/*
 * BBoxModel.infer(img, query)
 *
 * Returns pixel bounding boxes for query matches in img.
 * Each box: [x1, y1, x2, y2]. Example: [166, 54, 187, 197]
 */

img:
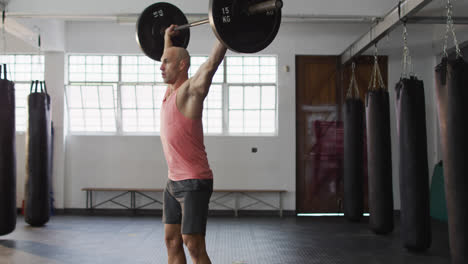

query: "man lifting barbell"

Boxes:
[136, 1, 283, 263]
[159, 25, 226, 264]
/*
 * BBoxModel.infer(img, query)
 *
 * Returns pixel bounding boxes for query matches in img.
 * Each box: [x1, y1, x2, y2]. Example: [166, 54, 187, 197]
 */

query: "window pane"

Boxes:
[121, 55, 162, 83]
[15, 83, 29, 108]
[244, 110, 260, 133]
[81, 86, 99, 108]
[261, 110, 276, 133]
[0, 55, 44, 82]
[99, 86, 115, 108]
[229, 86, 243, 109]
[227, 57, 242, 65]
[154, 86, 166, 108]
[122, 109, 137, 132]
[244, 86, 260, 109]
[66, 85, 117, 133]
[101, 109, 116, 132]
[67, 86, 83, 108]
[15, 108, 27, 131]
[69, 109, 85, 131]
[138, 109, 155, 132]
[69, 55, 118, 83]
[227, 56, 277, 85]
[262, 86, 276, 109]
[229, 110, 243, 133]
[136, 85, 154, 108]
[205, 109, 222, 134]
[189, 56, 207, 77]
[121, 85, 136, 108]
[206, 85, 222, 109]
[84, 109, 101, 127]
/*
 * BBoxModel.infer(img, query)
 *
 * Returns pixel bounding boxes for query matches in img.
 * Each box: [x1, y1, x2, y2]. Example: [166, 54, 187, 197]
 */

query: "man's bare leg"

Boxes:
[182, 234, 211, 264]
[165, 224, 186, 264]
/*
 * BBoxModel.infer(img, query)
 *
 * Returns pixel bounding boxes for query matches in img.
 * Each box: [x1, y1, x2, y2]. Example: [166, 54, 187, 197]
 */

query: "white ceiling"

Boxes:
[5, 0, 397, 18]
[1, 0, 467, 54]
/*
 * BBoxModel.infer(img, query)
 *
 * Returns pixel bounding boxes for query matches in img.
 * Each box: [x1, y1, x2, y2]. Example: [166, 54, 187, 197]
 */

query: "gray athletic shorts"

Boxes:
[163, 179, 213, 235]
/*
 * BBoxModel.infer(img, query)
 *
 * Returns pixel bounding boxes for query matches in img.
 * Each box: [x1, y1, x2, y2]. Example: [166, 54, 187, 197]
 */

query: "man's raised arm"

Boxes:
[189, 40, 227, 97]
[164, 25, 178, 51]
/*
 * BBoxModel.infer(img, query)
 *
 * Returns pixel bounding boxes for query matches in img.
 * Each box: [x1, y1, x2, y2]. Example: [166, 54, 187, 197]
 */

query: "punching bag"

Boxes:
[343, 66, 365, 222]
[0, 64, 17, 236]
[365, 56, 393, 234]
[435, 57, 468, 264]
[395, 77, 431, 251]
[25, 80, 51, 227]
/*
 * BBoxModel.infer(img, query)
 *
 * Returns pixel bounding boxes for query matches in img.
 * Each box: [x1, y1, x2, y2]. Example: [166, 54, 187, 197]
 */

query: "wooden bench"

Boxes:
[82, 188, 286, 217]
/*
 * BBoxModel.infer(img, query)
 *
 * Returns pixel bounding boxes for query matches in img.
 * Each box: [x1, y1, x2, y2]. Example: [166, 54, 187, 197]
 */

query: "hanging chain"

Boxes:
[401, 22, 414, 78]
[34, 26, 42, 56]
[443, 0, 462, 58]
[402, 23, 409, 77]
[1, 10, 6, 56]
[368, 44, 386, 91]
[346, 62, 360, 99]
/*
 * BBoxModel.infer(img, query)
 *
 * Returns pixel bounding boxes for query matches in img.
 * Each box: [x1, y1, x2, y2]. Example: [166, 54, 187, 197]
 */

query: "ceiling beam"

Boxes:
[0, 17, 39, 50]
[340, 0, 433, 65]
[407, 16, 468, 24]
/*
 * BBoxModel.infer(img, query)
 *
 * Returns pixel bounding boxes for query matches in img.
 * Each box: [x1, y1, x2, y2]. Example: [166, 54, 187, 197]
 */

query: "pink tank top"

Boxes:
[160, 88, 213, 181]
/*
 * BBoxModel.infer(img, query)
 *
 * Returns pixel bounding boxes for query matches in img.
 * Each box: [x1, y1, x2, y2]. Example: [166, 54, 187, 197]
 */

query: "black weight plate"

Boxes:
[209, 0, 281, 53]
[136, 2, 190, 61]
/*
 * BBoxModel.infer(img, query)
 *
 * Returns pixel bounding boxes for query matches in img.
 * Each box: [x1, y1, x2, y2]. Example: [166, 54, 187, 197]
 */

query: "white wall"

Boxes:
[63, 21, 371, 210]
[12, 17, 455, 212]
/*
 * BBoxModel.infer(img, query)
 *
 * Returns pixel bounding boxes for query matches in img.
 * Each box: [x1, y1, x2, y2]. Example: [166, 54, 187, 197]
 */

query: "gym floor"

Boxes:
[0, 215, 450, 264]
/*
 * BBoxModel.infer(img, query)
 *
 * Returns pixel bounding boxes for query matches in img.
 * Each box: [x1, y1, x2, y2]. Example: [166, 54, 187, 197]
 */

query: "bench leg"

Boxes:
[86, 191, 89, 209]
[279, 192, 283, 217]
[235, 193, 239, 217]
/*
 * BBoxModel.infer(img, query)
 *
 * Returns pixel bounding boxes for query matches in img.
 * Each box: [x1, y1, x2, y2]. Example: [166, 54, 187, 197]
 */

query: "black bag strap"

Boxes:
[30, 80, 34, 93]
[42, 81, 48, 95]
[3, 64, 6, 80]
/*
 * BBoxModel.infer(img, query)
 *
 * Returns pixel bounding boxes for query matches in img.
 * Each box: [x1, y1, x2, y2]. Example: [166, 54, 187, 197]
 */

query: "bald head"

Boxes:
[160, 47, 191, 84]
[166, 47, 190, 70]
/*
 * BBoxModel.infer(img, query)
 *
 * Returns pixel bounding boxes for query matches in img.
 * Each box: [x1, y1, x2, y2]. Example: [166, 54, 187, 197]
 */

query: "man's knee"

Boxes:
[165, 234, 183, 250]
[183, 234, 205, 258]
[165, 225, 184, 251]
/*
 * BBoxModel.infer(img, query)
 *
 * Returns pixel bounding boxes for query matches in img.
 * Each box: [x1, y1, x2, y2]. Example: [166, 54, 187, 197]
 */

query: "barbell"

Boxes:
[136, 0, 283, 61]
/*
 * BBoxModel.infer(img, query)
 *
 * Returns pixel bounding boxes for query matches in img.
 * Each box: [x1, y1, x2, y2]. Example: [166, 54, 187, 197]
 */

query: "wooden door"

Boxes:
[296, 56, 341, 213]
[296, 55, 388, 214]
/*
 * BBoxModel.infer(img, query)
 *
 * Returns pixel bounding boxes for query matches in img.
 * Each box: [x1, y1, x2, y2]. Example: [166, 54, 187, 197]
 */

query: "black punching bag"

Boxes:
[344, 98, 365, 221]
[366, 89, 393, 234]
[0, 64, 17, 236]
[395, 77, 431, 251]
[435, 57, 468, 264]
[25, 80, 51, 227]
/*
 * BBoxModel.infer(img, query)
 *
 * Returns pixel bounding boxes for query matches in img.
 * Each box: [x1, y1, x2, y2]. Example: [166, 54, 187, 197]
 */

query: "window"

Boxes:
[229, 85, 276, 134]
[66, 55, 277, 135]
[67, 55, 119, 133]
[66, 85, 117, 132]
[226, 56, 277, 134]
[0, 55, 45, 131]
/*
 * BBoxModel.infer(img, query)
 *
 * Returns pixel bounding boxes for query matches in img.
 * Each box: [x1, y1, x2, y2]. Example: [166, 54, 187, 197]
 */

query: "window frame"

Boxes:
[66, 54, 278, 136]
